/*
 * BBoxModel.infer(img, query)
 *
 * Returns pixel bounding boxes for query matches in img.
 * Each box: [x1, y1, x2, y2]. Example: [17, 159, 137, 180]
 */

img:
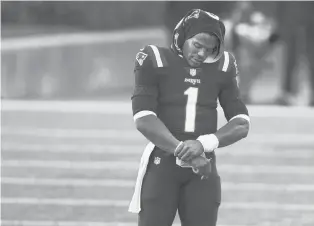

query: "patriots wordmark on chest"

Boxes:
[184, 78, 201, 85]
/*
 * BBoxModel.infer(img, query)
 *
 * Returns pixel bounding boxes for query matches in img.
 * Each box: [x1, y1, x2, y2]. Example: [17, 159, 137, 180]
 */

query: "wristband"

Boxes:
[197, 134, 219, 153]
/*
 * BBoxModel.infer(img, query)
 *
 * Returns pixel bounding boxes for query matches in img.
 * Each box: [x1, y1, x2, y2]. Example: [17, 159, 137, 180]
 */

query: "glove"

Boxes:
[176, 152, 206, 168]
[190, 156, 212, 179]
[177, 155, 212, 179]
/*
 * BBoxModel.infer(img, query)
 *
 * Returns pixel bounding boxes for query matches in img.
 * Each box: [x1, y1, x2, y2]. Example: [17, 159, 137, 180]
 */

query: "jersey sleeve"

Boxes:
[131, 45, 159, 117]
[218, 52, 249, 121]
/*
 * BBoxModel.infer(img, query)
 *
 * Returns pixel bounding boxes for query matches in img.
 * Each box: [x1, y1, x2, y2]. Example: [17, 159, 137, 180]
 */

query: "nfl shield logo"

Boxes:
[190, 68, 196, 76]
[154, 157, 161, 165]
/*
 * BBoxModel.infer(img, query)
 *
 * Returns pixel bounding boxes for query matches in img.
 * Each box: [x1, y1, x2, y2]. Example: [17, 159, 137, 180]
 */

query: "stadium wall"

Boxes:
[1, 2, 168, 99]
[1, 1, 166, 30]
[1, 28, 167, 99]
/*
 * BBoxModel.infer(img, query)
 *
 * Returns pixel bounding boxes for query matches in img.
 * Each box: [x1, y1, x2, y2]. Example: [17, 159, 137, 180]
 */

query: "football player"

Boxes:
[129, 9, 250, 226]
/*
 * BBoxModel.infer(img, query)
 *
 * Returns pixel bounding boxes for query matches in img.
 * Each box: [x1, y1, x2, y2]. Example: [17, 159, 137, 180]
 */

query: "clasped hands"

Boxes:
[174, 140, 212, 178]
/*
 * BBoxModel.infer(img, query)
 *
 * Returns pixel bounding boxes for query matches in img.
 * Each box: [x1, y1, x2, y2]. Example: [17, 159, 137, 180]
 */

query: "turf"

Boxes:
[1, 101, 314, 226]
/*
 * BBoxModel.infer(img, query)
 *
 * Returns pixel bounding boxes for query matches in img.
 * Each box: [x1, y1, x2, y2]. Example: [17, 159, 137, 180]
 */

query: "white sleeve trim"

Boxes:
[229, 114, 250, 123]
[133, 110, 157, 121]
[222, 51, 229, 72]
[148, 45, 163, 67]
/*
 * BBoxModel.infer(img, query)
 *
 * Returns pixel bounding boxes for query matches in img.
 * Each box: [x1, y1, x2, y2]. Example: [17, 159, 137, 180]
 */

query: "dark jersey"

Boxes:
[132, 45, 248, 141]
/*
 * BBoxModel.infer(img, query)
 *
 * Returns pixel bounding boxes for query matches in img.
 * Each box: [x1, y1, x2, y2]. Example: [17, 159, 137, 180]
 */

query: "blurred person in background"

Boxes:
[226, 2, 279, 104]
[129, 9, 250, 226]
[274, 2, 314, 106]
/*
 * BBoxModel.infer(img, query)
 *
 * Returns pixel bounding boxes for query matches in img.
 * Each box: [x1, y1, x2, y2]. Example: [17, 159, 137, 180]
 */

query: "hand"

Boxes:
[189, 155, 209, 168]
[174, 140, 204, 162]
[189, 156, 212, 179]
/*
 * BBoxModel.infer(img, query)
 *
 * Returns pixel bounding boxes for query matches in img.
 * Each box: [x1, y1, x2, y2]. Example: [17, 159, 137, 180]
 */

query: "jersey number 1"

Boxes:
[184, 87, 198, 132]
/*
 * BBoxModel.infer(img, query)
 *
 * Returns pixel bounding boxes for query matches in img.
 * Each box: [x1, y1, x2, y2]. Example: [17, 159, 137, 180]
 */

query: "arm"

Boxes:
[214, 116, 249, 148]
[135, 114, 181, 155]
[197, 114, 250, 152]
[197, 53, 250, 152]
[132, 46, 182, 155]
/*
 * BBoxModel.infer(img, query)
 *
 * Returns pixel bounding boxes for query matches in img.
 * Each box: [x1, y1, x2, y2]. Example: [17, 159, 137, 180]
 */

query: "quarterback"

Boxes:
[129, 9, 250, 226]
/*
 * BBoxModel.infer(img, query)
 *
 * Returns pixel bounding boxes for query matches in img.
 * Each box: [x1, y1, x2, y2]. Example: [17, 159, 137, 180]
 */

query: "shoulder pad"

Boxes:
[218, 51, 239, 76]
[135, 45, 166, 68]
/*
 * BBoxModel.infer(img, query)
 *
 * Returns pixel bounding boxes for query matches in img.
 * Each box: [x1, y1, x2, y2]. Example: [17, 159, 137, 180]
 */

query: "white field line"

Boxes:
[2, 100, 314, 118]
[1, 100, 131, 113]
[2, 143, 143, 153]
[0, 221, 244, 226]
[0, 222, 175, 226]
[2, 198, 314, 211]
[2, 177, 314, 192]
[2, 127, 141, 139]
[2, 143, 314, 159]
[1, 197, 129, 206]
[1, 27, 165, 51]
[0, 221, 119, 226]
[2, 160, 314, 174]
[2, 127, 314, 144]
[2, 221, 312, 226]
[1, 177, 133, 188]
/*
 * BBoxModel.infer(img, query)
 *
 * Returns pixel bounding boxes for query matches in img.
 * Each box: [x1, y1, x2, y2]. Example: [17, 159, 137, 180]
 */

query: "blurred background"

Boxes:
[2, 1, 314, 105]
[1, 1, 314, 226]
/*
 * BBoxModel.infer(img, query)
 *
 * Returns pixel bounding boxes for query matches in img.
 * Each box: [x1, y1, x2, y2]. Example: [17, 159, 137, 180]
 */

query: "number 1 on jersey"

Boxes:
[184, 87, 198, 132]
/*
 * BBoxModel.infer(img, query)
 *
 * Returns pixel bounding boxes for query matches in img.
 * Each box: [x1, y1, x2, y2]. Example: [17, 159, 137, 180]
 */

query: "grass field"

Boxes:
[1, 100, 314, 226]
